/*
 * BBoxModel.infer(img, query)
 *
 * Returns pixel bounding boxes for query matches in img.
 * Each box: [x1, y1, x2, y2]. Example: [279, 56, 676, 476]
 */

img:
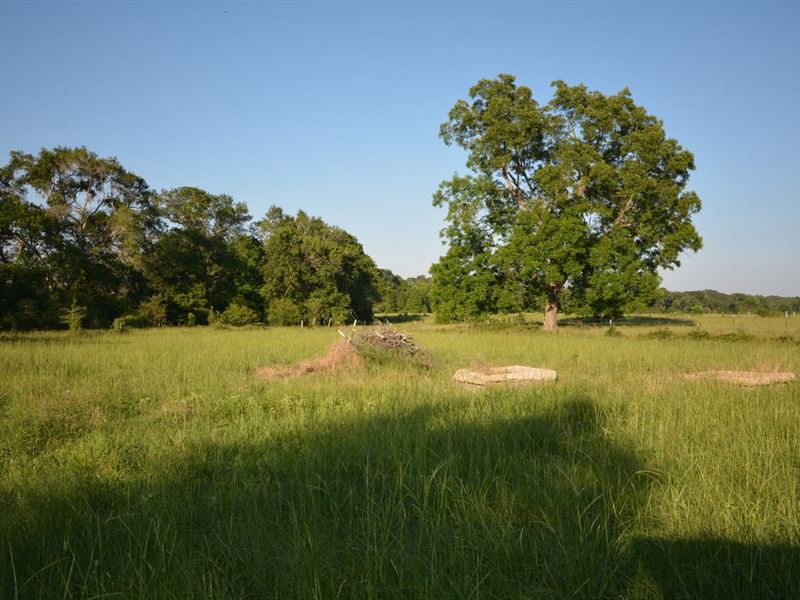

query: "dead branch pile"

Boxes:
[352, 325, 433, 369]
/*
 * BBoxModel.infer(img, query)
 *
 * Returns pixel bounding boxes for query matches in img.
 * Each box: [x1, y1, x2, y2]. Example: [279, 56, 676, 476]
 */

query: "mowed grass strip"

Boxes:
[1, 322, 799, 598]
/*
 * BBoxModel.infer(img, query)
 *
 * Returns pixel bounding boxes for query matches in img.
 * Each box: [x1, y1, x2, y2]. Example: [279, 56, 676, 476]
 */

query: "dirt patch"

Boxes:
[255, 340, 363, 380]
[454, 365, 558, 386]
[683, 370, 796, 387]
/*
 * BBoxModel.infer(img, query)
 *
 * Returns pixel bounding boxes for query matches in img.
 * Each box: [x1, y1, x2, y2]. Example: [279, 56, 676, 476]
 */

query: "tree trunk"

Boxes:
[543, 285, 559, 331]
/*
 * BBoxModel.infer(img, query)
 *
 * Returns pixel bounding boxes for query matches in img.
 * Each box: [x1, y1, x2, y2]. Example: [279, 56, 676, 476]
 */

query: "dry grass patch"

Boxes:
[683, 370, 796, 386]
[254, 340, 363, 380]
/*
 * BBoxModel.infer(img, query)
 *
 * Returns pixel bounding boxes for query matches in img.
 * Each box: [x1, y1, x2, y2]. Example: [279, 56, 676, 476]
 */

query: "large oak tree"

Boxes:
[432, 75, 703, 329]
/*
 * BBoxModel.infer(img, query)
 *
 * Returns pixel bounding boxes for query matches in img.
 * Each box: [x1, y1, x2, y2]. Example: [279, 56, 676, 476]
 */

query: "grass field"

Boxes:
[1, 315, 799, 598]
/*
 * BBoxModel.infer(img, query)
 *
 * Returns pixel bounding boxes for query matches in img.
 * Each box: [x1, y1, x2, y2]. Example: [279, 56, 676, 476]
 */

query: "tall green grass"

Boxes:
[1, 320, 798, 598]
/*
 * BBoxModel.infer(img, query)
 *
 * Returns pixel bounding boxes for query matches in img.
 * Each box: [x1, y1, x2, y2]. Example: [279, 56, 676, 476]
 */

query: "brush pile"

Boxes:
[254, 325, 432, 380]
[352, 325, 433, 369]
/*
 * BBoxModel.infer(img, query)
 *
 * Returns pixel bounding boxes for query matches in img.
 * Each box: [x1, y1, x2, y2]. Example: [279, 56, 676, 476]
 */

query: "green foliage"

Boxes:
[1, 148, 382, 331]
[432, 75, 702, 327]
[59, 299, 87, 332]
[687, 329, 712, 340]
[207, 308, 223, 327]
[645, 328, 675, 339]
[137, 294, 168, 327]
[375, 270, 433, 315]
[221, 302, 260, 326]
[652, 289, 800, 316]
[259, 207, 379, 324]
[267, 298, 302, 326]
[112, 314, 137, 333]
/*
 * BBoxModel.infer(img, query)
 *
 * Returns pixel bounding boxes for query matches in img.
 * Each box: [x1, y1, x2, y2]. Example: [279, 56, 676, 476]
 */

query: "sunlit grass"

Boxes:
[1, 320, 798, 597]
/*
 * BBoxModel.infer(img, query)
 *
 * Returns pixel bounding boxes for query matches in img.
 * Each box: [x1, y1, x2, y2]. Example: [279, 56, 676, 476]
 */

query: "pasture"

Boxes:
[1, 315, 799, 598]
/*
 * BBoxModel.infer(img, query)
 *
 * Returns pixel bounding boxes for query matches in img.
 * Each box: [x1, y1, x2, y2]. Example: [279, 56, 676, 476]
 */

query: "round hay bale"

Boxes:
[683, 370, 795, 387]
[453, 365, 558, 386]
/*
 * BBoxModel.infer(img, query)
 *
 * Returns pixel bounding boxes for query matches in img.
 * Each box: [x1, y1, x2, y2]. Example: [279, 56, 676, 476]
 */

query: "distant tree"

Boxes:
[258, 207, 379, 324]
[374, 268, 406, 313]
[432, 75, 702, 329]
[403, 276, 433, 313]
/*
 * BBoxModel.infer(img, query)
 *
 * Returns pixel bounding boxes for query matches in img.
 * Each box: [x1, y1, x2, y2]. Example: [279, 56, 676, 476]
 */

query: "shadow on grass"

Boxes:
[0, 333, 70, 344]
[2, 395, 797, 598]
[559, 315, 696, 328]
[374, 312, 427, 324]
[631, 537, 800, 599]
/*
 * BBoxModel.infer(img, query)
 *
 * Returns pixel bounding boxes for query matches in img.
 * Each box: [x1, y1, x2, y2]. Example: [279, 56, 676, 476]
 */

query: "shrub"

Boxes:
[207, 309, 223, 327]
[643, 328, 674, 339]
[137, 295, 167, 327]
[60, 300, 87, 333]
[112, 315, 137, 333]
[268, 298, 302, 326]
[688, 329, 712, 340]
[222, 302, 260, 326]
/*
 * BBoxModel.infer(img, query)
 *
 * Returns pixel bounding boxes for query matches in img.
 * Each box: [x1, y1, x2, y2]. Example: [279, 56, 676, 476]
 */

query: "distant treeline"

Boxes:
[374, 271, 432, 315]
[649, 289, 800, 316]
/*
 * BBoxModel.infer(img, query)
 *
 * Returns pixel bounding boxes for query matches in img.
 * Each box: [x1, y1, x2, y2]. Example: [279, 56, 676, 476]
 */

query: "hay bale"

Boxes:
[683, 370, 795, 387]
[453, 365, 558, 386]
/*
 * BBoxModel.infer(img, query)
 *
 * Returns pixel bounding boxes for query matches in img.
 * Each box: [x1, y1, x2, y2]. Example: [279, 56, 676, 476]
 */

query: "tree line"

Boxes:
[651, 289, 800, 316]
[0, 147, 429, 331]
[10, 77, 797, 331]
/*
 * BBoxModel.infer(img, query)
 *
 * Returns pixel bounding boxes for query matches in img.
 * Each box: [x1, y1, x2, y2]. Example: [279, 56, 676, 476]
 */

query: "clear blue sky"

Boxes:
[2, 1, 798, 295]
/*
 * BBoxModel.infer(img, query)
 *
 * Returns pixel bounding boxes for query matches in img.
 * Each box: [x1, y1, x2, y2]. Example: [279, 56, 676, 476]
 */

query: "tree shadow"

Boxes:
[631, 537, 800, 598]
[559, 316, 696, 328]
[2, 394, 797, 597]
[375, 312, 427, 324]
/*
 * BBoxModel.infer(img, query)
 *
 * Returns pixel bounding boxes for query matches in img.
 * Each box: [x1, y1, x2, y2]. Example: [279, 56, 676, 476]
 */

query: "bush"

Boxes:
[137, 295, 167, 327]
[267, 298, 302, 326]
[207, 309, 223, 328]
[643, 328, 674, 339]
[112, 315, 137, 333]
[688, 329, 712, 340]
[222, 302, 260, 326]
[60, 300, 87, 332]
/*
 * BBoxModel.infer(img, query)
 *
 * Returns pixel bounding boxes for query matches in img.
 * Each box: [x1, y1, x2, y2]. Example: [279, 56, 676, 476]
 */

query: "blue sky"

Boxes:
[2, 1, 798, 295]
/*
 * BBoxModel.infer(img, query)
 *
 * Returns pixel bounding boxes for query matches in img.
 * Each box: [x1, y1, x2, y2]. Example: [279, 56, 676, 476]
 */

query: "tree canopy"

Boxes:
[258, 207, 380, 325]
[431, 75, 703, 329]
[0, 147, 387, 330]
